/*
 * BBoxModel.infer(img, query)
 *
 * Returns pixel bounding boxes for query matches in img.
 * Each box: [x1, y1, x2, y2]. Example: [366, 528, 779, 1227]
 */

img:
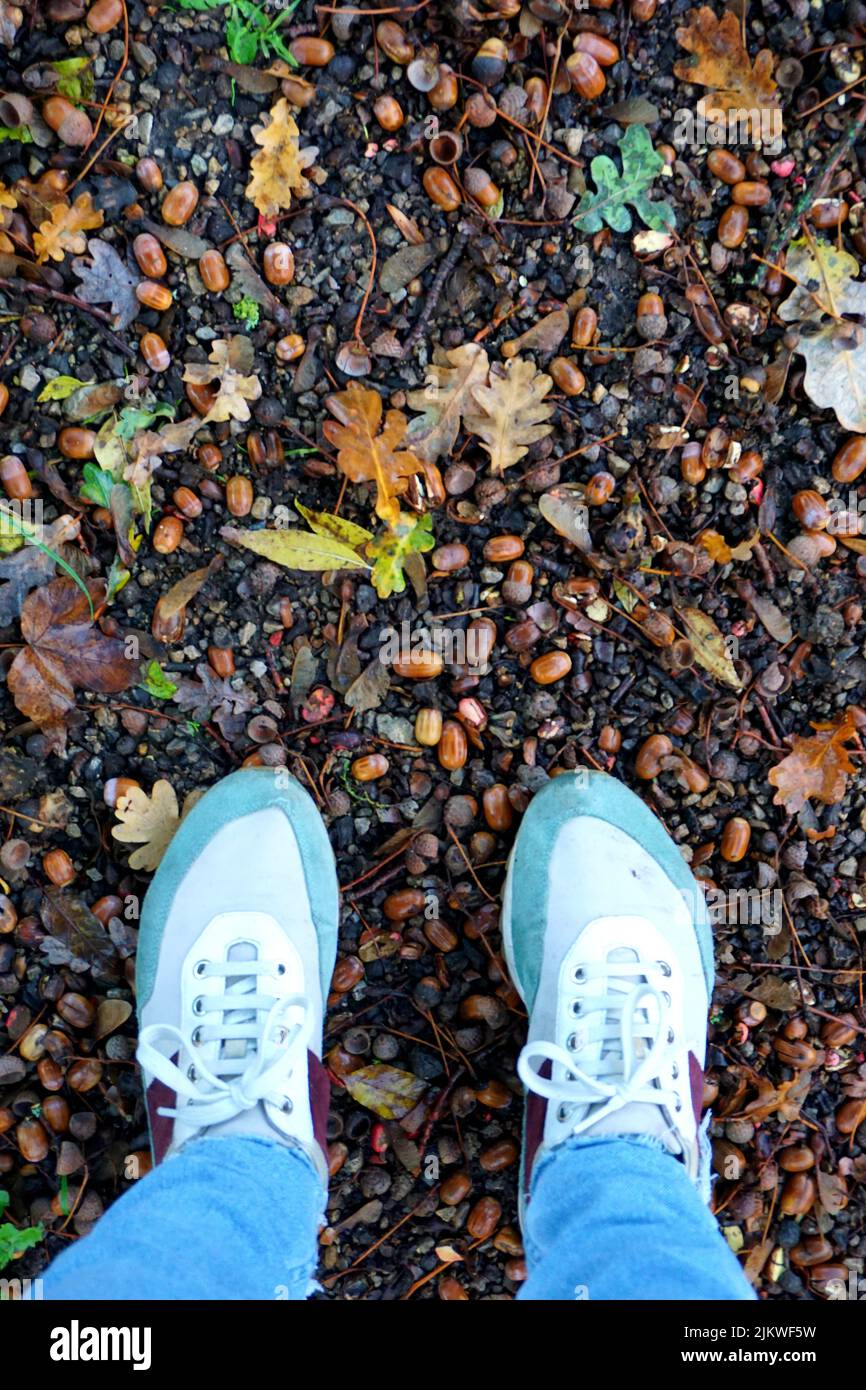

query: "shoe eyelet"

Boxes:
[192, 1028, 202, 1046]
[658, 960, 671, 977]
[193, 960, 208, 978]
[276, 963, 286, 976]
[281, 1099, 293, 1114]
[662, 990, 671, 1006]
[556, 1104, 572, 1123]
[567, 1033, 578, 1051]
[570, 1000, 582, 1017]
[667, 1028, 675, 1044]
[187, 1065, 197, 1082]
[193, 996, 205, 1016]
[671, 1063, 679, 1080]
[572, 966, 585, 984]
[675, 1099, 682, 1113]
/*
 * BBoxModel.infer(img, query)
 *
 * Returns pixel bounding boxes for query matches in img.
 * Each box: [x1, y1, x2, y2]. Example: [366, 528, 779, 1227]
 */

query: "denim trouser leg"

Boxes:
[43, 1137, 323, 1301]
[518, 1135, 755, 1301]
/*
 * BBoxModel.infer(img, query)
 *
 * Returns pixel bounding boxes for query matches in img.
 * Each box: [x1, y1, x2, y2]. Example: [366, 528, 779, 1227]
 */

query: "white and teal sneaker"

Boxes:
[502, 771, 714, 1218]
[135, 769, 339, 1183]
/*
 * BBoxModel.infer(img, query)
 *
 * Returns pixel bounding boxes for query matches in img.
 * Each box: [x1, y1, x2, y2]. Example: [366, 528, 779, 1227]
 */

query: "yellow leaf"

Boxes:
[33, 192, 103, 265]
[464, 356, 554, 474]
[678, 605, 742, 689]
[295, 501, 372, 549]
[0, 180, 16, 211]
[246, 98, 311, 218]
[222, 524, 369, 572]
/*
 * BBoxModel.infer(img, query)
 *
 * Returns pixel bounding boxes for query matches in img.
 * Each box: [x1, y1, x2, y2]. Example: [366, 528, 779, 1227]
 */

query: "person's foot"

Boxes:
[135, 769, 339, 1183]
[502, 771, 713, 1215]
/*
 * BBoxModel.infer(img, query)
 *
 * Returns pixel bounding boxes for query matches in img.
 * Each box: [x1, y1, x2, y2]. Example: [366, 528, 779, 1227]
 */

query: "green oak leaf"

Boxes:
[574, 125, 675, 235]
[139, 659, 178, 700]
[367, 512, 435, 600]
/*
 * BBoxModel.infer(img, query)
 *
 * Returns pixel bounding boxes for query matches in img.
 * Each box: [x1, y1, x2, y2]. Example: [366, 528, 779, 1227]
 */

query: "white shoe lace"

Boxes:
[138, 958, 313, 1127]
[517, 958, 682, 1134]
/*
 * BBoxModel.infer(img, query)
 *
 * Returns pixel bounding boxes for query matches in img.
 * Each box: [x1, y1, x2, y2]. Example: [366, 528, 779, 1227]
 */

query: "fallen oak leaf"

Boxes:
[405, 342, 490, 465]
[574, 125, 675, 235]
[182, 336, 262, 423]
[366, 512, 435, 600]
[464, 356, 554, 475]
[33, 192, 103, 265]
[7, 578, 137, 752]
[674, 6, 780, 129]
[72, 239, 139, 330]
[245, 97, 314, 219]
[323, 383, 424, 527]
[172, 662, 255, 738]
[768, 712, 859, 813]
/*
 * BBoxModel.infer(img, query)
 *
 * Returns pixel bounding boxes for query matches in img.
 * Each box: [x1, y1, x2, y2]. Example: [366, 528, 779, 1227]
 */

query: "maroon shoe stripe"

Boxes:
[523, 1057, 552, 1202]
[308, 1050, 331, 1154]
[688, 1050, 704, 1127]
[146, 1068, 178, 1165]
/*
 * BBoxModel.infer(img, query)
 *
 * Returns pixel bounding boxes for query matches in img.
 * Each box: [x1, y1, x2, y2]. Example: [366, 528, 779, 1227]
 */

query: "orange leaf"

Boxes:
[33, 192, 104, 265]
[768, 711, 859, 813]
[674, 6, 779, 127]
[322, 383, 423, 527]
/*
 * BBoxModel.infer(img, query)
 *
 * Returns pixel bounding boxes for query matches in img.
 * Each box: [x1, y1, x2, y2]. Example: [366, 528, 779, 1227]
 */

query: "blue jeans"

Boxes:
[44, 1133, 753, 1301]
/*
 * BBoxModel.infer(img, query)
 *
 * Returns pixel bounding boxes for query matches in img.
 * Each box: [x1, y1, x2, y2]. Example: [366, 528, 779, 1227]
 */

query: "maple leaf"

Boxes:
[778, 237, 866, 432]
[245, 98, 314, 219]
[464, 356, 554, 474]
[182, 336, 262, 423]
[405, 342, 490, 464]
[172, 662, 255, 739]
[768, 711, 859, 813]
[574, 126, 675, 235]
[111, 779, 180, 872]
[33, 192, 104, 265]
[367, 512, 435, 599]
[0, 180, 15, 210]
[674, 6, 780, 128]
[7, 578, 138, 752]
[72, 239, 139, 330]
[323, 383, 424, 527]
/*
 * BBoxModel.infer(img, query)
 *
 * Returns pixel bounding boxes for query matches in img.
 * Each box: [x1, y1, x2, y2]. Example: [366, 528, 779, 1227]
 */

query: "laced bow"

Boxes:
[518, 959, 681, 1134]
[138, 957, 312, 1127]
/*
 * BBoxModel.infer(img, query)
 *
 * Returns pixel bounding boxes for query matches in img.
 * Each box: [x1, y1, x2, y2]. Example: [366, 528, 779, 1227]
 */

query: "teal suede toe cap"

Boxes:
[136, 769, 340, 1009]
[506, 771, 714, 1011]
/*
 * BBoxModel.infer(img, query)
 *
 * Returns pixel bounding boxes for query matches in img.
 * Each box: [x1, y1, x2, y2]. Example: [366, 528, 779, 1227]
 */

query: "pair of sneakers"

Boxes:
[136, 768, 714, 1215]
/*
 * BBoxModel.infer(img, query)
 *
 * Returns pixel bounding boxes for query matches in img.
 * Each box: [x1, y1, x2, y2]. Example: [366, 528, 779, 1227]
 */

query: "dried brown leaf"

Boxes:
[768, 711, 859, 813]
[7, 578, 137, 752]
[464, 356, 554, 474]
